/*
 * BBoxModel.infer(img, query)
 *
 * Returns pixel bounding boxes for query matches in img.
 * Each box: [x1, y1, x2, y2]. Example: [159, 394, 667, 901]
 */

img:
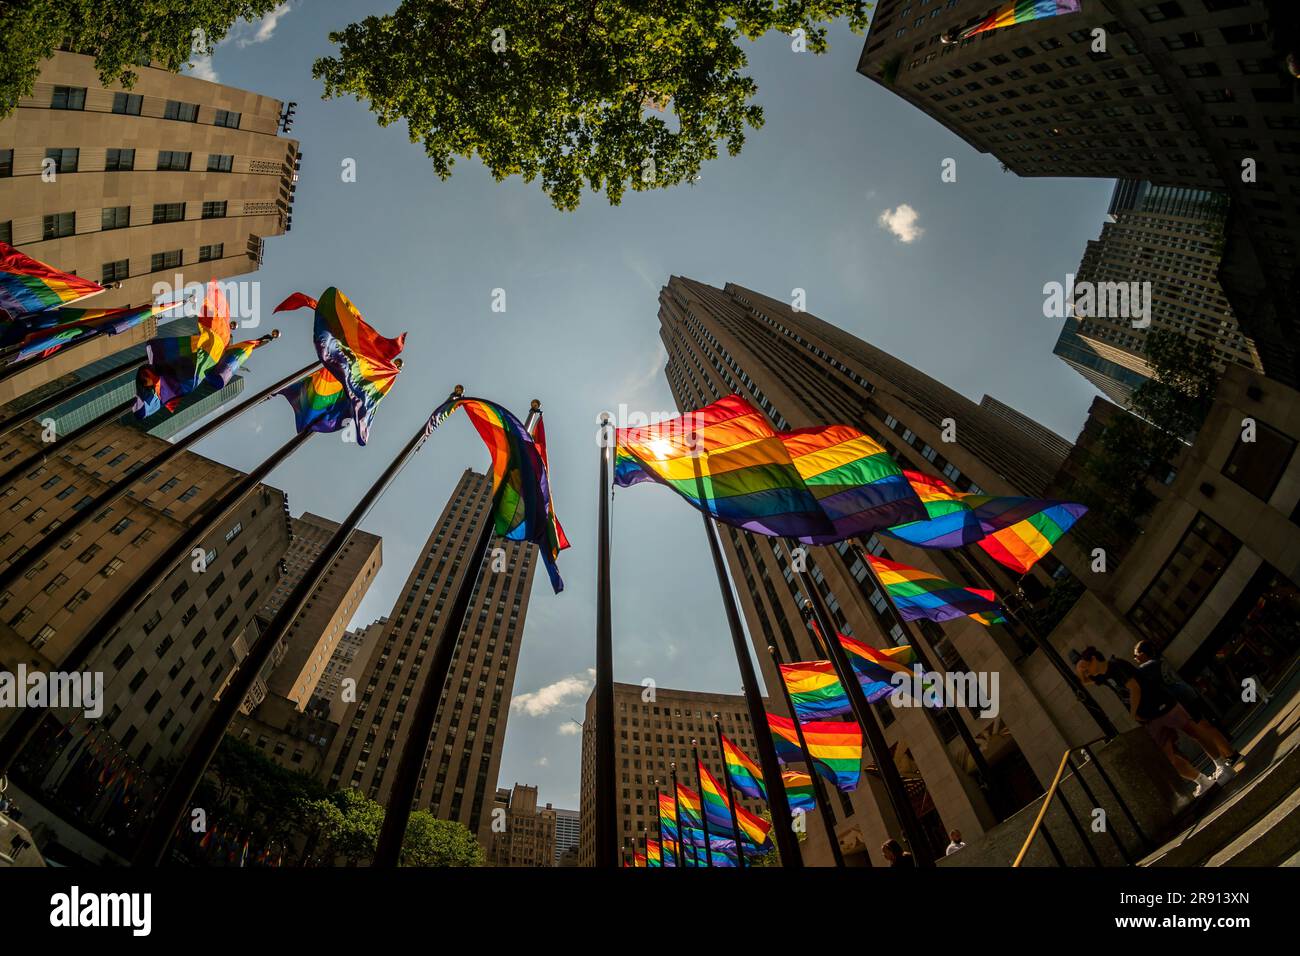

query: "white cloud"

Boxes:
[512, 669, 595, 717]
[237, 3, 292, 47]
[536, 756, 549, 767]
[183, 3, 292, 81]
[878, 203, 924, 243]
[185, 56, 220, 83]
[558, 722, 582, 736]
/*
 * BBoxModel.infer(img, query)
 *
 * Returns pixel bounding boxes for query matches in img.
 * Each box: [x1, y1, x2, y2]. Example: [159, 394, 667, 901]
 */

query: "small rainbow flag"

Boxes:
[0, 241, 103, 317]
[676, 784, 704, 831]
[6, 301, 172, 362]
[767, 712, 806, 765]
[425, 396, 569, 592]
[204, 334, 274, 390]
[279, 368, 352, 435]
[633, 850, 646, 868]
[721, 733, 765, 801]
[134, 282, 232, 417]
[781, 770, 816, 813]
[780, 661, 853, 722]
[868, 554, 1006, 625]
[735, 802, 772, 850]
[614, 394, 924, 544]
[767, 713, 862, 792]
[959, 0, 1082, 40]
[646, 839, 661, 867]
[698, 762, 738, 840]
[658, 792, 679, 842]
[978, 503, 1088, 575]
[274, 288, 405, 446]
[661, 837, 678, 867]
[837, 630, 918, 701]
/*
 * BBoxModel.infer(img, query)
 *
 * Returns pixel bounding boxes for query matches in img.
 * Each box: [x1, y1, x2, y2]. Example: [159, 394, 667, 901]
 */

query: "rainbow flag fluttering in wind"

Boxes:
[0, 241, 103, 317]
[5, 301, 173, 362]
[274, 288, 405, 446]
[633, 851, 646, 868]
[425, 396, 569, 592]
[721, 733, 765, 801]
[676, 783, 704, 834]
[134, 282, 232, 417]
[658, 792, 678, 841]
[279, 369, 351, 435]
[204, 334, 274, 390]
[613, 394, 924, 543]
[767, 712, 806, 766]
[781, 770, 816, 813]
[767, 713, 862, 792]
[883, 471, 1086, 572]
[958, 0, 1082, 41]
[646, 839, 662, 867]
[780, 661, 853, 722]
[837, 631, 917, 701]
[868, 555, 1006, 625]
[700, 761, 770, 852]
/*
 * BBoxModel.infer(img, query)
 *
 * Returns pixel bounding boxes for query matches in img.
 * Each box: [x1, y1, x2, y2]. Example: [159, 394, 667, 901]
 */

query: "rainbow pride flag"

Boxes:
[0, 242, 103, 317]
[868, 555, 1006, 625]
[134, 283, 232, 417]
[274, 288, 405, 446]
[614, 394, 924, 544]
[959, 0, 1082, 40]
[767, 712, 806, 765]
[660, 836, 678, 867]
[633, 851, 646, 867]
[735, 802, 773, 850]
[781, 770, 816, 813]
[837, 630, 917, 701]
[698, 762, 738, 838]
[646, 839, 661, 867]
[426, 396, 569, 593]
[658, 792, 678, 841]
[780, 661, 853, 722]
[800, 720, 863, 792]
[279, 369, 352, 435]
[5, 301, 172, 361]
[676, 784, 704, 831]
[883, 471, 1086, 569]
[204, 334, 274, 389]
[721, 733, 765, 801]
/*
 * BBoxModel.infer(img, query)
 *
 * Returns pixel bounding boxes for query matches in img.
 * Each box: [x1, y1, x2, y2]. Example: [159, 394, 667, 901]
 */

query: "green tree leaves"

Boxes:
[300, 788, 485, 866]
[313, 2, 871, 210]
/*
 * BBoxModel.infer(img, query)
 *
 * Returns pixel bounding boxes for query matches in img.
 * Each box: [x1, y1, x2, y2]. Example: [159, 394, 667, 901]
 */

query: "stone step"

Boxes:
[1206, 782, 1300, 866]
[1144, 743, 1300, 867]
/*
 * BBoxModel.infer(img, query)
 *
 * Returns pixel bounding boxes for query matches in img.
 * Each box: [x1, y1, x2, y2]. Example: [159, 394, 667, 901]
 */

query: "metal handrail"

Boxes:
[1013, 749, 1072, 867]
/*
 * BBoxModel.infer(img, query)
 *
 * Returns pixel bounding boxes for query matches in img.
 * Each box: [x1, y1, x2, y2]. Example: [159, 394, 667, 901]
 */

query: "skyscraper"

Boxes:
[855, 0, 1298, 386]
[485, 783, 557, 867]
[655, 277, 1105, 864]
[323, 469, 538, 843]
[310, 617, 387, 722]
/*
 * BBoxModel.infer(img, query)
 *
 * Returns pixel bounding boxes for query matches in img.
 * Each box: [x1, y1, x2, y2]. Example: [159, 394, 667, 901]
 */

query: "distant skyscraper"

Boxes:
[552, 806, 580, 865]
[324, 469, 538, 843]
[1107, 179, 1228, 223]
[978, 394, 1072, 465]
[486, 783, 557, 867]
[311, 617, 387, 722]
[854, 0, 1298, 387]
[1052, 316, 1150, 406]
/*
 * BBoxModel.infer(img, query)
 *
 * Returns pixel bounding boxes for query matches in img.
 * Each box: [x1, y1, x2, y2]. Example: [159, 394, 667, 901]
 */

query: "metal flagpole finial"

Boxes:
[452, 384, 464, 397]
[531, 399, 541, 412]
[270, 329, 281, 339]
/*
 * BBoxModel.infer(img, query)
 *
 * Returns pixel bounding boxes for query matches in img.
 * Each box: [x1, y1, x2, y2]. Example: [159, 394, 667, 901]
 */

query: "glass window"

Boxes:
[207, 153, 234, 172]
[43, 212, 75, 239]
[51, 86, 86, 110]
[198, 243, 224, 262]
[101, 260, 129, 284]
[0, 149, 11, 177]
[213, 109, 242, 129]
[201, 200, 227, 219]
[105, 147, 135, 171]
[44, 147, 79, 173]
[1129, 514, 1241, 645]
[157, 150, 191, 171]
[112, 92, 143, 115]
[164, 100, 199, 122]
[1222, 420, 1295, 501]
[150, 250, 183, 271]
[152, 202, 185, 223]
[101, 206, 130, 230]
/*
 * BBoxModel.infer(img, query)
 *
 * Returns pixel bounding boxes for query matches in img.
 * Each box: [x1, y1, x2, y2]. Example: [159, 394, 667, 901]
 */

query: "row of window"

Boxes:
[41, 201, 227, 240]
[1, 147, 236, 175]
[50, 85, 241, 128]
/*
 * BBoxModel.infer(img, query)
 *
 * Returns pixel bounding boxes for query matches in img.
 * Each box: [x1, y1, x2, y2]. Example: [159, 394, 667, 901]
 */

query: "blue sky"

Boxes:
[181, 2, 1112, 810]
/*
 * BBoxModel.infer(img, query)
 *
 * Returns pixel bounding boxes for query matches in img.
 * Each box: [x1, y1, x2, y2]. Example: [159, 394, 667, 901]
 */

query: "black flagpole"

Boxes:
[0, 427, 314, 777]
[132, 395, 433, 866]
[794, 563, 934, 867]
[691, 740, 713, 867]
[670, 763, 684, 868]
[712, 714, 747, 869]
[0, 354, 316, 595]
[373, 390, 531, 866]
[0, 354, 147, 441]
[594, 413, 617, 868]
[766, 641, 848, 867]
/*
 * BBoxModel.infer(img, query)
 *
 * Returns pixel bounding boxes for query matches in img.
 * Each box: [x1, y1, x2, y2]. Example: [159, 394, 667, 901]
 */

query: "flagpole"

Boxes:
[0, 399, 134, 488]
[766, 642, 848, 867]
[793, 564, 934, 867]
[712, 715, 746, 869]
[373, 387, 514, 867]
[653, 782, 668, 869]
[0, 355, 147, 442]
[594, 413, 617, 869]
[0, 356, 318, 596]
[670, 763, 684, 868]
[692, 740, 713, 867]
[848, 543, 1013, 821]
[0, 427, 315, 778]
[132, 398, 437, 866]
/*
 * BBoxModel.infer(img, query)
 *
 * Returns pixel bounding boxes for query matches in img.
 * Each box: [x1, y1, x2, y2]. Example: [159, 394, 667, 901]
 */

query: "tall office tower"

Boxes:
[0, 422, 290, 788]
[1051, 316, 1153, 406]
[1052, 194, 1263, 406]
[323, 469, 538, 844]
[855, 0, 1298, 386]
[0, 50, 301, 392]
[310, 617, 388, 722]
[552, 806, 580, 865]
[655, 277, 1105, 865]
[246, 512, 381, 713]
[1107, 178, 1228, 222]
[978, 395, 1072, 465]
[486, 783, 557, 867]
[577, 682, 771, 867]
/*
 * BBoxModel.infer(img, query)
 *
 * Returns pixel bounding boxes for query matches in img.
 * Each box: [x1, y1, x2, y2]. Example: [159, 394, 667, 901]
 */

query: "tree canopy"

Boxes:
[314, 1, 871, 210]
[0, 1, 282, 118]
[299, 788, 485, 866]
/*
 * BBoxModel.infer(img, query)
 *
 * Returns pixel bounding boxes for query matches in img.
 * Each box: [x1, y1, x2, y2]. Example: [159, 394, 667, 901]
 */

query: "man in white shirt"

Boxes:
[945, 829, 967, 856]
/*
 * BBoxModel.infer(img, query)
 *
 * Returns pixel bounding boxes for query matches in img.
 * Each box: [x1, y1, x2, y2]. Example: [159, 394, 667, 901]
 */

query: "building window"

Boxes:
[43, 212, 75, 239]
[0, 222, 8, 245]
[101, 259, 129, 284]
[51, 86, 86, 110]
[1222, 421, 1295, 501]
[150, 250, 183, 272]
[1128, 514, 1241, 646]
[0, 149, 11, 176]
[152, 202, 185, 223]
[201, 200, 227, 219]
[198, 243, 224, 262]
[214, 109, 241, 129]
[207, 153, 234, 172]
[157, 150, 192, 171]
[44, 147, 79, 173]
[101, 206, 130, 230]
[105, 147, 135, 171]
[164, 100, 199, 122]
[112, 92, 143, 115]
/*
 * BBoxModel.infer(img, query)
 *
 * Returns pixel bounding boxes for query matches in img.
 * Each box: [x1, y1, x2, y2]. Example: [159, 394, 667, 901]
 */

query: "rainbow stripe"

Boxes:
[721, 733, 765, 801]
[661, 837, 678, 867]
[633, 851, 646, 868]
[0, 242, 103, 317]
[279, 368, 352, 435]
[960, 0, 1082, 40]
[780, 661, 853, 722]
[869, 555, 1006, 625]
[698, 762, 738, 839]
[676, 784, 703, 831]
[838, 631, 917, 701]
[799, 720, 863, 792]
[658, 792, 678, 842]
[781, 770, 816, 813]
[646, 839, 661, 867]
[614, 394, 923, 544]
[134, 283, 232, 417]
[6, 301, 171, 363]
[274, 288, 405, 446]
[978, 503, 1088, 574]
[426, 396, 569, 593]
[735, 801, 772, 850]
[767, 712, 806, 765]
[204, 335, 272, 390]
